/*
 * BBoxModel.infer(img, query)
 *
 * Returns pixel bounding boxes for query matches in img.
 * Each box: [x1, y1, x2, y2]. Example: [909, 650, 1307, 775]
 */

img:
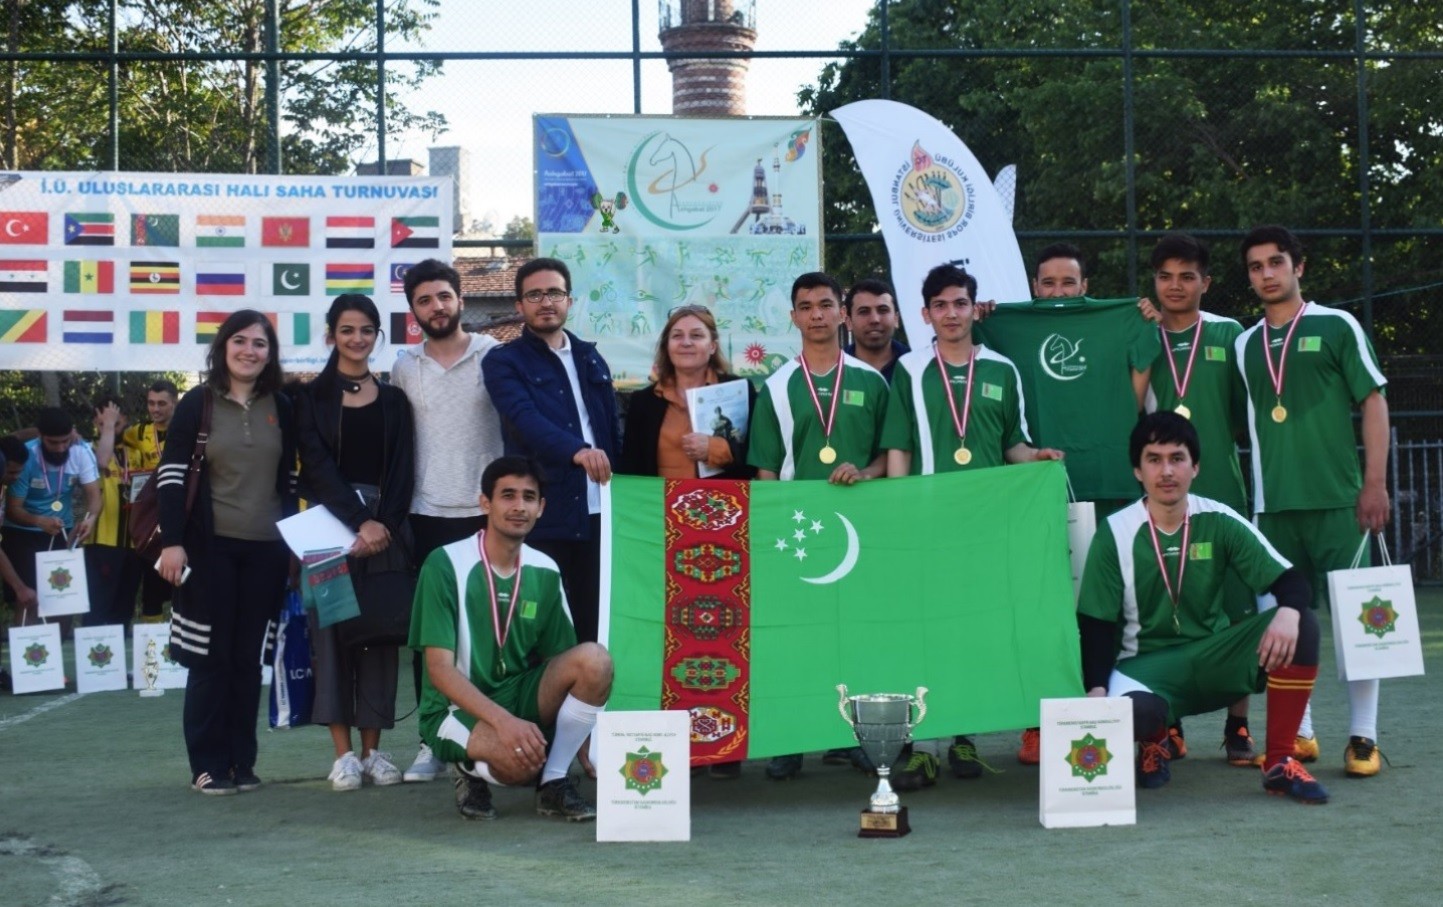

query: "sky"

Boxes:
[381, 0, 880, 232]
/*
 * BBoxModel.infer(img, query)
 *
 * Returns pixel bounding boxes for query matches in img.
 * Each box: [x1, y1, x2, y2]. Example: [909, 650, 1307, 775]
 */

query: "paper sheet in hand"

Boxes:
[277, 505, 356, 560]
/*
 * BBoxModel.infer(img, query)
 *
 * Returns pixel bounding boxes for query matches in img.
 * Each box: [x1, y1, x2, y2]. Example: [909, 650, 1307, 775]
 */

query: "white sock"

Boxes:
[1347, 678, 1380, 740]
[1296, 702, 1313, 739]
[542, 694, 602, 784]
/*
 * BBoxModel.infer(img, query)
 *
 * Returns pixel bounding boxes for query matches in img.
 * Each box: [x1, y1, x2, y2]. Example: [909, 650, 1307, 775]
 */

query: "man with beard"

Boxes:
[3, 408, 102, 626]
[392, 257, 505, 783]
[843, 278, 908, 383]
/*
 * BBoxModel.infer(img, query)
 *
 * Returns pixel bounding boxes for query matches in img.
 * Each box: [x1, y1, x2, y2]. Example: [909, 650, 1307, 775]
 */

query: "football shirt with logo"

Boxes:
[976, 297, 1158, 499]
[1145, 312, 1247, 513]
[1234, 303, 1386, 513]
[881, 346, 1032, 474]
[748, 354, 890, 481]
[1077, 496, 1290, 658]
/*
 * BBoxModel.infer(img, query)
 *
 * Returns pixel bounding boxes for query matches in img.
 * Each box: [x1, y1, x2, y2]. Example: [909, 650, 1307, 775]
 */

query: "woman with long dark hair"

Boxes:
[157, 309, 297, 795]
[294, 294, 416, 791]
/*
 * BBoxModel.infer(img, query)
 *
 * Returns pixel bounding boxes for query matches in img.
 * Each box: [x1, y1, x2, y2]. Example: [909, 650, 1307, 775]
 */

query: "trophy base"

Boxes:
[138, 689, 165, 698]
[858, 806, 910, 838]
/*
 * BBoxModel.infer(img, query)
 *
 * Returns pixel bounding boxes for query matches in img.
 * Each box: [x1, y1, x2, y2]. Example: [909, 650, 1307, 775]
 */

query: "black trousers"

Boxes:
[530, 515, 602, 645]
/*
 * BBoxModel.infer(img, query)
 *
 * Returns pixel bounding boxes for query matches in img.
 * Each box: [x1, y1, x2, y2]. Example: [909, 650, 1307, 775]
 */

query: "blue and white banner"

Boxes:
[535, 115, 822, 387]
[832, 100, 1030, 347]
[0, 171, 451, 372]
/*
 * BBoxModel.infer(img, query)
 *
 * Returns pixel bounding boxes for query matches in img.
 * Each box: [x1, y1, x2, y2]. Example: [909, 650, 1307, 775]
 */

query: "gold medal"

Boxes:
[954, 446, 972, 466]
[1271, 404, 1287, 423]
[819, 445, 837, 465]
[1175, 403, 1191, 420]
[50, 500, 63, 512]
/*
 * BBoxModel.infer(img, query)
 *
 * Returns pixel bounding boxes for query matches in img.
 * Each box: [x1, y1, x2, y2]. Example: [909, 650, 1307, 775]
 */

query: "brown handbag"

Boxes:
[128, 390, 212, 562]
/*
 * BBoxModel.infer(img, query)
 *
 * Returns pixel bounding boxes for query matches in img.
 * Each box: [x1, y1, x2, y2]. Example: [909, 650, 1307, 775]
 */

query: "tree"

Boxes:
[501, 215, 535, 242]
[797, 0, 1443, 358]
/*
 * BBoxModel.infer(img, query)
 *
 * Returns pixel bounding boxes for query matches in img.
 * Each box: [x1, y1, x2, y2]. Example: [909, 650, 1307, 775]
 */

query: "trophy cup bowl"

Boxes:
[837, 684, 928, 837]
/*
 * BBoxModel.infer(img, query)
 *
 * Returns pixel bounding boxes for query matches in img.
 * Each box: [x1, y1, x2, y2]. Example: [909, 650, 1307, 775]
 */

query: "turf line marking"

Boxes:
[0, 692, 82, 731]
[0, 836, 105, 906]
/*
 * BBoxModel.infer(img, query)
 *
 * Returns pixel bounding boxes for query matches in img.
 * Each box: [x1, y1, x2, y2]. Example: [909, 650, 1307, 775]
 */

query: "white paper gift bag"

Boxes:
[35, 544, 91, 618]
[1039, 696, 1136, 829]
[1328, 535, 1423, 681]
[7, 622, 65, 694]
[595, 710, 690, 843]
[74, 624, 127, 693]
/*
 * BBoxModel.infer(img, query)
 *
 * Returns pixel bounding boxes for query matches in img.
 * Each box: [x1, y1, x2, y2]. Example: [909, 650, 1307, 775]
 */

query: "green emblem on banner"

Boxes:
[620, 746, 668, 795]
[1066, 732, 1111, 782]
[47, 566, 73, 592]
[670, 656, 742, 691]
[87, 644, 113, 668]
[1359, 595, 1398, 638]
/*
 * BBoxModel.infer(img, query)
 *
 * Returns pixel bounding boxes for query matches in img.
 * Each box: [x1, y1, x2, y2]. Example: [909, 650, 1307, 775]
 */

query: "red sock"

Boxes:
[1265, 664, 1318, 769]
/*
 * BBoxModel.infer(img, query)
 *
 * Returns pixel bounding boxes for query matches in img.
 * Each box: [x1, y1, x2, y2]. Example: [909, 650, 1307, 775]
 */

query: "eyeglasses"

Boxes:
[521, 289, 570, 304]
[668, 304, 711, 316]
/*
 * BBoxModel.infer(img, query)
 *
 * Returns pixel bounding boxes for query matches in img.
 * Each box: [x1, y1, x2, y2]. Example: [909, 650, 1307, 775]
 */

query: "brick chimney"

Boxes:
[658, 0, 757, 117]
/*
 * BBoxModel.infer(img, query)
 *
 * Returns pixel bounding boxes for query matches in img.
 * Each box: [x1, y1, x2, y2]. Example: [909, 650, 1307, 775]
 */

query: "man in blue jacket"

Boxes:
[483, 257, 619, 645]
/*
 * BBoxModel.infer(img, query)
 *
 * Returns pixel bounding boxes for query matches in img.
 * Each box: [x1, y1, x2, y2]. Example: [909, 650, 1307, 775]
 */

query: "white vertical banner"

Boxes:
[1039, 696, 1136, 829]
[8, 623, 65, 694]
[74, 624, 127, 693]
[831, 100, 1032, 344]
[132, 623, 188, 691]
[595, 710, 691, 842]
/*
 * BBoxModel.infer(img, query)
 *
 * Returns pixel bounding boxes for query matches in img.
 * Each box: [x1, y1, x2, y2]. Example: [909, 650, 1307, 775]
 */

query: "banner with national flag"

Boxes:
[0, 309, 46, 342]
[129, 262, 181, 294]
[129, 310, 180, 344]
[601, 462, 1081, 765]
[326, 216, 375, 249]
[261, 216, 310, 248]
[0, 212, 47, 244]
[389, 311, 422, 344]
[63, 260, 115, 294]
[195, 262, 246, 296]
[266, 312, 312, 347]
[0, 259, 47, 293]
[195, 311, 228, 344]
[390, 216, 439, 248]
[131, 214, 180, 247]
[61, 310, 114, 344]
[325, 262, 374, 295]
[64, 213, 115, 246]
[195, 214, 245, 248]
[269, 262, 309, 296]
[389, 262, 414, 295]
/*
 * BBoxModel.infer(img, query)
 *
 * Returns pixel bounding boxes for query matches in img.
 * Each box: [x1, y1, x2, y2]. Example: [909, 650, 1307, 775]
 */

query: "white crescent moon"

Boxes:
[801, 512, 859, 585]
[280, 269, 300, 290]
[4, 218, 21, 237]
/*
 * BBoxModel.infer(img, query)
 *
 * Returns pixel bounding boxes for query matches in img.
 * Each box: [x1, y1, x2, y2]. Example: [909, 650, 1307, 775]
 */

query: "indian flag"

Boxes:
[129, 310, 180, 344]
[195, 214, 245, 248]
[0, 309, 46, 342]
[195, 311, 228, 344]
[602, 462, 1081, 764]
[63, 260, 115, 294]
[61, 309, 114, 344]
[325, 262, 374, 296]
[390, 216, 440, 248]
[266, 312, 312, 347]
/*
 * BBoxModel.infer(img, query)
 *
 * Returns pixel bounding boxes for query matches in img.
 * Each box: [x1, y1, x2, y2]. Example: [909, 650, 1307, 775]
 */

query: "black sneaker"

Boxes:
[1222, 723, 1262, 767]
[765, 753, 803, 780]
[536, 776, 596, 822]
[1262, 756, 1329, 804]
[232, 768, 262, 792]
[890, 750, 938, 792]
[454, 773, 498, 820]
[948, 736, 996, 779]
[1137, 740, 1172, 789]
[193, 771, 238, 796]
[821, 748, 852, 765]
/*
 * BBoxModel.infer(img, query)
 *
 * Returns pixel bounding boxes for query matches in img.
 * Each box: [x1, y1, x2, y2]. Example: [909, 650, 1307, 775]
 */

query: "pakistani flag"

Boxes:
[602, 461, 1082, 765]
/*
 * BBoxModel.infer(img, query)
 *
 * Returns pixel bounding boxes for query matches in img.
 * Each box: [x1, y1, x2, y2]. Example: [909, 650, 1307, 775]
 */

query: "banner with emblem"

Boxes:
[534, 115, 821, 388]
[0, 171, 450, 371]
[831, 99, 1031, 344]
[600, 461, 1082, 765]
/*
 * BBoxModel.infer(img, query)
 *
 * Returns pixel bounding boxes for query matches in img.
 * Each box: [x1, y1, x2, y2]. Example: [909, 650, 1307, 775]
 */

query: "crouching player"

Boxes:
[1076, 412, 1327, 803]
[410, 456, 613, 821]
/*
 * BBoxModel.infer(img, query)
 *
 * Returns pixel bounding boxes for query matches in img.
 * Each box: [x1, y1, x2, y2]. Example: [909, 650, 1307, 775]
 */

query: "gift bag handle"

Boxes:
[1347, 532, 1374, 570]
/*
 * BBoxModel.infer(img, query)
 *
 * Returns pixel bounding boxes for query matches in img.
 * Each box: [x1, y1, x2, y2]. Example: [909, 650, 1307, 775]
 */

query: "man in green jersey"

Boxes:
[410, 456, 614, 821]
[750, 272, 890, 781]
[1077, 412, 1327, 804]
[883, 263, 1063, 789]
[1235, 224, 1391, 777]
[1139, 234, 1258, 767]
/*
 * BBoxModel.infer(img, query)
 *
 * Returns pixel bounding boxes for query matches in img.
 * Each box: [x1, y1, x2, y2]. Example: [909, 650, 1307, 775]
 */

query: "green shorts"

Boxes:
[1109, 610, 1273, 724]
[422, 661, 553, 765]
[1256, 508, 1366, 609]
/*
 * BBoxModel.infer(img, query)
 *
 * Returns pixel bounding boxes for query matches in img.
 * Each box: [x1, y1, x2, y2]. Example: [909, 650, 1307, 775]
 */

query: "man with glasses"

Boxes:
[484, 257, 619, 647]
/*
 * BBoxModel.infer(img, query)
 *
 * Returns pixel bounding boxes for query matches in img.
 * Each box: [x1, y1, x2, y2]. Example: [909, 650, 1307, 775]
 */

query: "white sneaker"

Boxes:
[328, 752, 363, 792]
[362, 750, 403, 786]
[403, 742, 446, 783]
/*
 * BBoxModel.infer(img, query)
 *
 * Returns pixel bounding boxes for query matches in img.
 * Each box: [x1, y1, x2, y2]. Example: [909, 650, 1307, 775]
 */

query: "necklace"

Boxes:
[338, 371, 374, 394]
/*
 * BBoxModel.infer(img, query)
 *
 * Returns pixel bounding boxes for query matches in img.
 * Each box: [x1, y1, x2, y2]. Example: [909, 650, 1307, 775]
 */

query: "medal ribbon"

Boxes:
[932, 342, 976, 447]
[797, 351, 844, 446]
[41, 456, 66, 508]
[1146, 509, 1190, 634]
[1161, 317, 1205, 404]
[476, 530, 523, 671]
[1261, 302, 1308, 403]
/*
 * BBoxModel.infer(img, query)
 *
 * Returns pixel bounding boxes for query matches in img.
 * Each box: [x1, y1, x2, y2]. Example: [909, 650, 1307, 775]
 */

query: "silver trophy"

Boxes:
[139, 638, 165, 697]
[837, 684, 928, 837]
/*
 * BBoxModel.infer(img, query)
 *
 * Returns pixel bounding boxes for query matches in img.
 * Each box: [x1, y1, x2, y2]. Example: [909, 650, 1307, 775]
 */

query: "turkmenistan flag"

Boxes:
[602, 462, 1082, 765]
[131, 214, 180, 247]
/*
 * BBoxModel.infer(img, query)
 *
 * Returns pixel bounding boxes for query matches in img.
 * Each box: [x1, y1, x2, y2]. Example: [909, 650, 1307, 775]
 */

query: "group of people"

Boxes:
[1, 220, 1390, 819]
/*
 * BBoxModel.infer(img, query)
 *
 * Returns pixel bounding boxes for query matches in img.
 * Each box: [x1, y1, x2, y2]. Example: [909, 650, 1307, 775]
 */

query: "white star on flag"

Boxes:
[774, 538, 788, 551]
[810, 520, 824, 534]
[792, 509, 806, 523]
[793, 548, 807, 561]
[793, 529, 806, 542]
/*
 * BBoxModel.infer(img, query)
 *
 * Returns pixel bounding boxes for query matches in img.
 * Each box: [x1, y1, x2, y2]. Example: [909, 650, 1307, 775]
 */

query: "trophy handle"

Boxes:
[836, 684, 852, 724]
[912, 686, 929, 728]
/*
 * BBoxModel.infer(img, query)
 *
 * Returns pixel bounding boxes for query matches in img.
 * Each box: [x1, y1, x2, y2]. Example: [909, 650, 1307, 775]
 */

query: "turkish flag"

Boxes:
[0, 212, 48, 244]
